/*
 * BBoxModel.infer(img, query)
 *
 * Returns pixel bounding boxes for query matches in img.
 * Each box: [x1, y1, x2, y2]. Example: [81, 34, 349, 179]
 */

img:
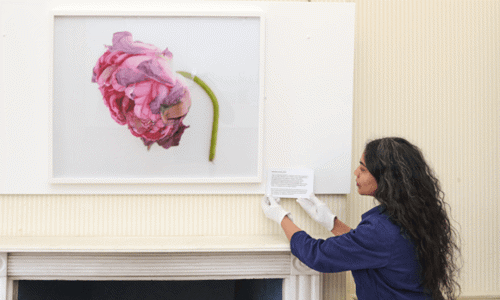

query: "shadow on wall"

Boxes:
[18, 279, 283, 300]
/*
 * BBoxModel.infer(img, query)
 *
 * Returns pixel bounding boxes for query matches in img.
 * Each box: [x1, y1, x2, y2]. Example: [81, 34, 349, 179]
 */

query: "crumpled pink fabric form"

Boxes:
[92, 31, 191, 149]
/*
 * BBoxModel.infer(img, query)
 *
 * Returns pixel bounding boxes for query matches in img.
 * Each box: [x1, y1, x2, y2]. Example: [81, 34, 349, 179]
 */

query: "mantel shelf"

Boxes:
[0, 235, 293, 253]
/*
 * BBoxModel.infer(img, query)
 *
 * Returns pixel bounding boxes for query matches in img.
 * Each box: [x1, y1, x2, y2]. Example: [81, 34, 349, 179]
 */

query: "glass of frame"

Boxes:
[49, 8, 264, 184]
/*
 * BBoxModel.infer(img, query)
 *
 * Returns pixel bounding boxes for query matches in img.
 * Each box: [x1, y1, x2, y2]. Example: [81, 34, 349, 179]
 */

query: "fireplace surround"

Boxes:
[0, 236, 322, 300]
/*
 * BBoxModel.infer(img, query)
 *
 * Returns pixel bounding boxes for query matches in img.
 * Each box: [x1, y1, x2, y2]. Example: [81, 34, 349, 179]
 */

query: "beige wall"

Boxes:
[1, 0, 498, 299]
[347, 0, 499, 298]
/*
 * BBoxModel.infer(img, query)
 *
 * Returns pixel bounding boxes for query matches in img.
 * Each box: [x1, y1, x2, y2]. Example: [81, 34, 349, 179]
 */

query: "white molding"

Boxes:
[0, 236, 292, 253]
[282, 274, 322, 300]
[7, 281, 16, 300]
[4, 251, 322, 300]
[0, 253, 6, 300]
[290, 256, 319, 276]
[0, 254, 6, 277]
[7, 252, 291, 278]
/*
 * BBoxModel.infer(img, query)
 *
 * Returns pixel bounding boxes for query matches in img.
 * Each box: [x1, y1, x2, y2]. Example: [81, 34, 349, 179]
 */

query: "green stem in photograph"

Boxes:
[177, 71, 219, 162]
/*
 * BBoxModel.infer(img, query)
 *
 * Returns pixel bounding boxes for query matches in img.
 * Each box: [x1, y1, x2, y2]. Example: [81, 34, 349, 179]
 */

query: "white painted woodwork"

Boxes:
[7, 253, 291, 278]
[0, 253, 6, 300]
[0, 239, 322, 300]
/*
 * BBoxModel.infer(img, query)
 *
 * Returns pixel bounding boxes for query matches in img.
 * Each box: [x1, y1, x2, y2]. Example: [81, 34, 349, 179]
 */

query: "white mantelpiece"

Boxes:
[0, 236, 322, 300]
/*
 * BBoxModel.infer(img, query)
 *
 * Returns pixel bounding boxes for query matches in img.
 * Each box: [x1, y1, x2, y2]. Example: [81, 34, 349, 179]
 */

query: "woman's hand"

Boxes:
[297, 194, 336, 231]
[261, 196, 293, 224]
[261, 196, 303, 241]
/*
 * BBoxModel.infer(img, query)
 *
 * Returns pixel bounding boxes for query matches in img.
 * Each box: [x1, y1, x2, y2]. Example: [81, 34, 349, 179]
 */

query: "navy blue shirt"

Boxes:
[291, 206, 429, 300]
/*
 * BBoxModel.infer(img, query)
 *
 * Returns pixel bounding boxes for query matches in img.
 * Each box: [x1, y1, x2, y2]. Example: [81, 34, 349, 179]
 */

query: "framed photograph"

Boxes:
[49, 8, 264, 183]
[1, 1, 354, 194]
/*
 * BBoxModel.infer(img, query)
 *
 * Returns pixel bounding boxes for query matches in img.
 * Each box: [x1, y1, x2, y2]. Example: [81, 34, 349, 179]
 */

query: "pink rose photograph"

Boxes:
[51, 15, 263, 182]
[92, 31, 193, 151]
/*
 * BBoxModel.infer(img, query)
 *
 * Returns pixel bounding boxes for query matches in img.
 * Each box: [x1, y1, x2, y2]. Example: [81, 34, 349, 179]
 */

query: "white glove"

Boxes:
[296, 194, 336, 231]
[261, 196, 293, 224]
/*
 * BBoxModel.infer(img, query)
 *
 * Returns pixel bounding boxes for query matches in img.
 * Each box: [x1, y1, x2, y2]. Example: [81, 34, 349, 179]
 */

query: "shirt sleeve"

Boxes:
[290, 216, 396, 273]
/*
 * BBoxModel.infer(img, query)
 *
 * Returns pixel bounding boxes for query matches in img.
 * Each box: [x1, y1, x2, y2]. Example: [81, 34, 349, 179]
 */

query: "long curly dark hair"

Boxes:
[364, 137, 461, 300]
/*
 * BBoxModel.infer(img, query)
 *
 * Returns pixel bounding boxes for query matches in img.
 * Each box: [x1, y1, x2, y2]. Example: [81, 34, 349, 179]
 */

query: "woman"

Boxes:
[262, 137, 460, 299]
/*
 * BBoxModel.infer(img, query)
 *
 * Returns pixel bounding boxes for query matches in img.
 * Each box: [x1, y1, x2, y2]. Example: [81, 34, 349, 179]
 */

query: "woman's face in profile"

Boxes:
[354, 153, 378, 196]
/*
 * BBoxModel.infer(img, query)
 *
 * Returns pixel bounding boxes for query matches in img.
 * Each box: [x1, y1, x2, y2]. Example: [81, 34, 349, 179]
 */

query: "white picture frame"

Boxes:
[0, 1, 355, 194]
[49, 7, 265, 184]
